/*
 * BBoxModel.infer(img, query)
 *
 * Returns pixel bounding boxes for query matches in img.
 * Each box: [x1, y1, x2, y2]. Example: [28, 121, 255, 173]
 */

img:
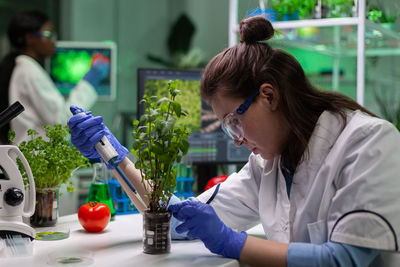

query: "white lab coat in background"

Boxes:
[197, 110, 400, 265]
[9, 55, 97, 143]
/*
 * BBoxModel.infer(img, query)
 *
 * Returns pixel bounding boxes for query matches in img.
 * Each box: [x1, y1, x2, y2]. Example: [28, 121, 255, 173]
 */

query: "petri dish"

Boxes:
[47, 248, 94, 266]
[35, 225, 70, 241]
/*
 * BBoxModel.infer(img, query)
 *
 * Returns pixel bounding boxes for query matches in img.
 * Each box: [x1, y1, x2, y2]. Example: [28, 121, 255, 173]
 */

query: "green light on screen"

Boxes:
[52, 50, 92, 83]
[144, 79, 201, 133]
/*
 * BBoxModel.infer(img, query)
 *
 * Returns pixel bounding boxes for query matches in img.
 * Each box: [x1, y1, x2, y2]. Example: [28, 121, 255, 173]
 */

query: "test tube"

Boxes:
[184, 165, 192, 193]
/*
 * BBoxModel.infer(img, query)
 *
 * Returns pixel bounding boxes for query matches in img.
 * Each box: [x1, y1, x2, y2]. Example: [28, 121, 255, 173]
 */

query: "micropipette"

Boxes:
[71, 110, 147, 209]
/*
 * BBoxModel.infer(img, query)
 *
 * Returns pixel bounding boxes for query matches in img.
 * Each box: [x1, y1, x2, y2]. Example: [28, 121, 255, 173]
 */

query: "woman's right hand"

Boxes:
[68, 105, 128, 167]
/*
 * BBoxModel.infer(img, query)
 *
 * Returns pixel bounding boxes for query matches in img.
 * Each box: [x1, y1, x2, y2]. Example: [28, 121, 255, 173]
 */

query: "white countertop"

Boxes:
[5, 214, 399, 267]
[1, 213, 245, 267]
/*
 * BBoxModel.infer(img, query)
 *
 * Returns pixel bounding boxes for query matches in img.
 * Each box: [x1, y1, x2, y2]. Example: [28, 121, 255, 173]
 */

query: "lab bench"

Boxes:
[1, 213, 243, 267]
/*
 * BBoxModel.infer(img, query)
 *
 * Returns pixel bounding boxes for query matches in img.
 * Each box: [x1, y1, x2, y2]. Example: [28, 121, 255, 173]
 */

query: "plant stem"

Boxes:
[147, 114, 155, 191]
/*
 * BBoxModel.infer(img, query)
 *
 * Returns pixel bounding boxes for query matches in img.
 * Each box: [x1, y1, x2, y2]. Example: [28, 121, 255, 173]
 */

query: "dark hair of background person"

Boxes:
[200, 16, 377, 173]
[0, 10, 49, 144]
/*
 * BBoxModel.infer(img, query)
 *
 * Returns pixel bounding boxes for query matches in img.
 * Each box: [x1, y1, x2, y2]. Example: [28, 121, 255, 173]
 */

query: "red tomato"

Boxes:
[78, 202, 111, 232]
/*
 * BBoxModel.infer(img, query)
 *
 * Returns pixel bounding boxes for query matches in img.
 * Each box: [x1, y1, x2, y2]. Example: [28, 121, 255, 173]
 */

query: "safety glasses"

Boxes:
[221, 90, 259, 142]
[33, 30, 57, 42]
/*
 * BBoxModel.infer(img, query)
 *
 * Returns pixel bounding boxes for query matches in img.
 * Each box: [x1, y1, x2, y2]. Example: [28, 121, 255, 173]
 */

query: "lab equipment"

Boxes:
[174, 163, 194, 200]
[0, 102, 36, 245]
[221, 90, 260, 142]
[35, 224, 70, 241]
[86, 162, 116, 220]
[69, 106, 147, 210]
[0, 234, 33, 257]
[108, 178, 139, 215]
[0, 145, 36, 241]
[169, 200, 247, 259]
[0, 101, 24, 130]
[47, 248, 94, 266]
[47, 41, 117, 100]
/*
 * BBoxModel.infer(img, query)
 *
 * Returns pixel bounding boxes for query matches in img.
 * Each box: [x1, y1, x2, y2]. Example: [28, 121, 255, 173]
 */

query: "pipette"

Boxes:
[71, 110, 147, 210]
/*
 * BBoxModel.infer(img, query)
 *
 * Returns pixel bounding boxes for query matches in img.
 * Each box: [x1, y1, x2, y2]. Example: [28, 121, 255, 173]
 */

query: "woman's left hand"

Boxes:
[168, 201, 247, 259]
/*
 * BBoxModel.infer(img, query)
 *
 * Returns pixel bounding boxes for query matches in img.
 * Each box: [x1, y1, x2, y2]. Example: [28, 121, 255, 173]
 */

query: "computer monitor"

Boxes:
[137, 68, 251, 164]
[46, 41, 117, 100]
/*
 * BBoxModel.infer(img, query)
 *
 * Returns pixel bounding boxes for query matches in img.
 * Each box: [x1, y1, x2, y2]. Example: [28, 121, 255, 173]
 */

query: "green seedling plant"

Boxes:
[323, 0, 354, 18]
[131, 80, 191, 213]
[271, 0, 317, 20]
[299, 0, 317, 19]
[9, 124, 89, 191]
[271, 0, 302, 18]
[367, 9, 383, 23]
[368, 8, 398, 23]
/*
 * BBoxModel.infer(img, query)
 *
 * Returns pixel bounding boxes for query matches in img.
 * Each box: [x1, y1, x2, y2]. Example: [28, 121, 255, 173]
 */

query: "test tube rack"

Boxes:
[108, 175, 194, 215]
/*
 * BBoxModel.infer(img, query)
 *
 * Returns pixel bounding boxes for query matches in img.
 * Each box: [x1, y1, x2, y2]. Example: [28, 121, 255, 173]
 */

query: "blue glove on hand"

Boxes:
[83, 57, 110, 87]
[68, 105, 128, 169]
[168, 201, 247, 259]
[168, 195, 197, 240]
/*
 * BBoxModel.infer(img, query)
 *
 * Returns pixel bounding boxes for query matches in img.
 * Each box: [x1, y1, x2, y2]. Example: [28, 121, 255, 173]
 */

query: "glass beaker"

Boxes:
[86, 162, 116, 220]
[31, 188, 58, 227]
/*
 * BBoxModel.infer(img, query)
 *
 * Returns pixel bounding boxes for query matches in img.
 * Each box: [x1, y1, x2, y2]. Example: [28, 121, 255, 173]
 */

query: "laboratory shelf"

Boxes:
[270, 22, 400, 57]
[272, 17, 359, 29]
[228, 0, 400, 106]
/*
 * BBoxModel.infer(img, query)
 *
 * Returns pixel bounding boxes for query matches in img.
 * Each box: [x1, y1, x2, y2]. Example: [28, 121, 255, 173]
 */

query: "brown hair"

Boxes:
[201, 16, 376, 170]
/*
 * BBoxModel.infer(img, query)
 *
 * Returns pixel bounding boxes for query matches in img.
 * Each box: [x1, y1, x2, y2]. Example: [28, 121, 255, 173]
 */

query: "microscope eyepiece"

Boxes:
[0, 101, 24, 130]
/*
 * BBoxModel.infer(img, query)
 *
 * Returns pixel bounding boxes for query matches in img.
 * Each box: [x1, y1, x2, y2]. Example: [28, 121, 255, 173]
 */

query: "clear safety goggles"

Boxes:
[221, 90, 259, 142]
[222, 113, 244, 142]
[33, 30, 57, 42]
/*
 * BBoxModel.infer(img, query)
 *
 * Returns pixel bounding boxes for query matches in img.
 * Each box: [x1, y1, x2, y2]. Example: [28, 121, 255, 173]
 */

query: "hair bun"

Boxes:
[239, 16, 274, 44]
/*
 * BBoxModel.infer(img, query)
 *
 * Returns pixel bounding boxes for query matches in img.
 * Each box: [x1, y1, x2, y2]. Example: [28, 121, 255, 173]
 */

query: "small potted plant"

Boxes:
[131, 80, 191, 254]
[298, 0, 317, 19]
[367, 6, 399, 31]
[322, 0, 355, 18]
[9, 124, 89, 227]
[271, 0, 302, 21]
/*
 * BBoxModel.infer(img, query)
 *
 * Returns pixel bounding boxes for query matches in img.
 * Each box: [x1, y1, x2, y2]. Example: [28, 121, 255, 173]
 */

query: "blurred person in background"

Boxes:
[0, 10, 109, 144]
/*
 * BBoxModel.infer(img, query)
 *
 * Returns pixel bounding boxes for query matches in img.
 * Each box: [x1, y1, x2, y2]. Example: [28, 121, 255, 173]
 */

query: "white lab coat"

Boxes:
[9, 55, 97, 143]
[197, 110, 400, 264]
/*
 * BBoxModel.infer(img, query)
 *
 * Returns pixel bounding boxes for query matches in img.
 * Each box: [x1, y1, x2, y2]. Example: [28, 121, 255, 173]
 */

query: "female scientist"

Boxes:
[67, 16, 400, 266]
[0, 10, 108, 144]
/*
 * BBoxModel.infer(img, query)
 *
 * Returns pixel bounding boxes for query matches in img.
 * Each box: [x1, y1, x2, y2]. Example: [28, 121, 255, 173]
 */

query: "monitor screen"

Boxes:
[47, 41, 116, 100]
[137, 68, 215, 134]
[137, 68, 251, 164]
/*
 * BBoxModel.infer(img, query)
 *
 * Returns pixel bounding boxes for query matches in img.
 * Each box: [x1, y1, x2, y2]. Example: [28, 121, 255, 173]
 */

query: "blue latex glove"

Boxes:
[83, 57, 110, 87]
[168, 201, 247, 259]
[168, 195, 197, 240]
[68, 105, 128, 169]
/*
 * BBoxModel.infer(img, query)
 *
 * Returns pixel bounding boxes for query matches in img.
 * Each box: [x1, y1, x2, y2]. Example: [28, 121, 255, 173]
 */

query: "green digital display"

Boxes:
[49, 45, 113, 98]
[51, 50, 92, 85]
[144, 79, 202, 132]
